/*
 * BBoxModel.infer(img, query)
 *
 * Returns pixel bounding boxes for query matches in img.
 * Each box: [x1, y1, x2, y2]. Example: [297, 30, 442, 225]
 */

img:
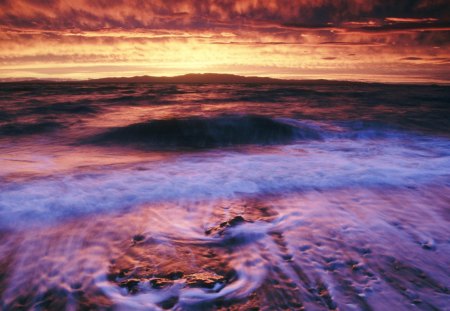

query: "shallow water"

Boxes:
[0, 82, 449, 310]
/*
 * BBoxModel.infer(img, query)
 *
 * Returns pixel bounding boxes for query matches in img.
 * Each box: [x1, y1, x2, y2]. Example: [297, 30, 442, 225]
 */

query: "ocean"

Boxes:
[0, 82, 449, 310]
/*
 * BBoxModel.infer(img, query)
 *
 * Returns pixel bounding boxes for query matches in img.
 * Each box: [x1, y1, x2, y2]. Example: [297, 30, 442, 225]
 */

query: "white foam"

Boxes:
[0, 135, 449, 228]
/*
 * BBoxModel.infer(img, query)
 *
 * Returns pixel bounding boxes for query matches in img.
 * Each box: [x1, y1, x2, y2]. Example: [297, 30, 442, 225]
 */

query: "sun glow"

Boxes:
[0, 0, 449, 82]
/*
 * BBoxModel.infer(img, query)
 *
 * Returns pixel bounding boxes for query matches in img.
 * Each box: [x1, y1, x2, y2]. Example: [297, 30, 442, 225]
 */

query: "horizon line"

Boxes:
[1, 72, 449, 86]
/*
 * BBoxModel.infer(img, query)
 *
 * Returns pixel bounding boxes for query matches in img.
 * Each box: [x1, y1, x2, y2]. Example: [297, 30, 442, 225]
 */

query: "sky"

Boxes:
[0, 0, 449, 83]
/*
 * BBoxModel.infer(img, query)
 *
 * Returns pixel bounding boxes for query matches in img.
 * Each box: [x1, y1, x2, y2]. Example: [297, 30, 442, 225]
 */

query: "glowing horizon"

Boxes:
[1, 0, 449, 83]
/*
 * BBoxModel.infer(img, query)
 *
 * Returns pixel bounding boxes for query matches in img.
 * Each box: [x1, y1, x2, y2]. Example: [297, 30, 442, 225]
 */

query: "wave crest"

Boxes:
[87, 115, 321, 149]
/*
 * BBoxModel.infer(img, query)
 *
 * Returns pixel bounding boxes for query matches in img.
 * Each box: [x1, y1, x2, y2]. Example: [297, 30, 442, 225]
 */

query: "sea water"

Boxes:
[0, 83, 448, 310]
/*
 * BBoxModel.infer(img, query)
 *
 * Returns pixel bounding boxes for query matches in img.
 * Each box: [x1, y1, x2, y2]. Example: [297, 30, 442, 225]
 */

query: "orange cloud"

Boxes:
[0, 0, 448, 82]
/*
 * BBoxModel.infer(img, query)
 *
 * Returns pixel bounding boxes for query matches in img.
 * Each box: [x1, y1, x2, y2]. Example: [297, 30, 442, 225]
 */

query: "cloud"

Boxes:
[385, 17, 438, 23]
[1, 0, 449, 31]
[0, 0, 449, 82]
[400, 57, 423, 61]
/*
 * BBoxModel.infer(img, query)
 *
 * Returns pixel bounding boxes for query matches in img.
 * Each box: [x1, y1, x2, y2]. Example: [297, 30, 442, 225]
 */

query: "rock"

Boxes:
[281, 254, 293, 261]
[118, 278, 140, 293]
[227, 215, 246, 226]
[205, 216, 248, 236]
[70, 282, 82, 290]
[186, 272, 226, 288]
[412, 299, 422, 305]
[132, 234, 145, 244]
[159, 296, 179, 309]
[420, 240, 436, 251]
[149, 278, 174, 289]
[167, 271, 183, 280]
[147, 271, 228, 290]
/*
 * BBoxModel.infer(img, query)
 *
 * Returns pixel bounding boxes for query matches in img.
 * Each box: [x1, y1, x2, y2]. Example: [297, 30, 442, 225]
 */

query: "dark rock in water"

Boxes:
[159, 296, 179, 309]
[299, 245, 312, 252]
[412, 299, 422, 305]
[167, 271, 184, 280]
[132, 234, 145, 243]
[149, 278, 174, 289]
[316, 282, 338, 310]
[420, 240, 436, 251]
[281, 254, 293, 261]
[185, 272, 226, 289]
[70, 282, 82, 290]
[149, 271, 227, 290]
[85, 115, 321, 149]
[227, 215, 246, 226]
[354, 247, 372, 256]
[120, 271, 228, 294]
[119, 278, 141, 294]
[205, 215, 248, 236]
[113, 265, 231, 294]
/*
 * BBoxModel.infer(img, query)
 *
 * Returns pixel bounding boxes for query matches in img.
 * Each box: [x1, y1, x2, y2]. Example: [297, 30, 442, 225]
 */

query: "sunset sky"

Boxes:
[1, 0, 449, 83]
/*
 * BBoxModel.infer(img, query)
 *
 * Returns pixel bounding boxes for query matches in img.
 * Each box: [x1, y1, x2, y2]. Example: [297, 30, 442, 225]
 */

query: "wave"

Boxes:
[0, 121, 63, 136]
[86, 115, 322, 149]
[83, 115, 448, 151]
[27, 100, 98, 115]
[2, 133, 448, 228]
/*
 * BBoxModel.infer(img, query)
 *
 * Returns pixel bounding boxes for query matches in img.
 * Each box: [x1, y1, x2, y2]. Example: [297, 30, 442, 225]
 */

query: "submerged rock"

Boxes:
[205, 215, 248, 236]
[185, 272, 226, 289]
[118, 278, 141, 294]
[420, 240, 436, 251]
[159, 296, 179, 309]
[117, 271, 229, 294]
[149, 278, 174, 289]
[131, 234, 145, 245]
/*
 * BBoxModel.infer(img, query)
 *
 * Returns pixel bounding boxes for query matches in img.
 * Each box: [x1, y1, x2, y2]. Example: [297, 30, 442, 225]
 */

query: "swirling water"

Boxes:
[0, 83, 449, 310]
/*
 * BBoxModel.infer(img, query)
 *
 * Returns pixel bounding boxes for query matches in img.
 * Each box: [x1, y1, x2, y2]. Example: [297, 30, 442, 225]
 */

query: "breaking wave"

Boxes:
[86, 115, 322, 149]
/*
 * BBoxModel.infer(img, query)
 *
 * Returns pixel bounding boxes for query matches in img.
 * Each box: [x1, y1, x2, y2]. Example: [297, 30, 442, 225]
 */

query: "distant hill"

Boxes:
[87, 73, 339, 85]
[3, 73, 433, 86]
